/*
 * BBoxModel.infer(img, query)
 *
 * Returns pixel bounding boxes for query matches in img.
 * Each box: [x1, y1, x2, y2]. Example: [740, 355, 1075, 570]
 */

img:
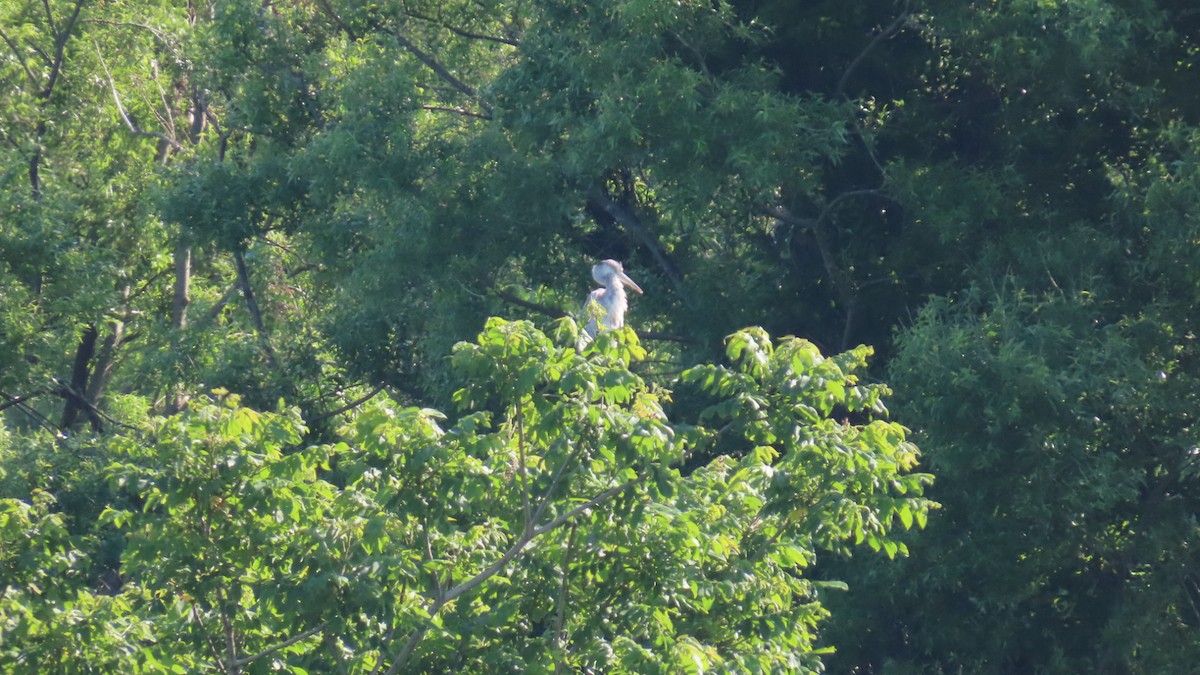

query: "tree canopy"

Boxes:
[2, 0, 1199, 672]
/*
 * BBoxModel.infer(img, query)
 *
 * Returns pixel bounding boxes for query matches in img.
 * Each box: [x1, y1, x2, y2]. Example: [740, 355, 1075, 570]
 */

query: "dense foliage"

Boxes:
[2, 0, 1198, 671]
[2, 321, 930, 672]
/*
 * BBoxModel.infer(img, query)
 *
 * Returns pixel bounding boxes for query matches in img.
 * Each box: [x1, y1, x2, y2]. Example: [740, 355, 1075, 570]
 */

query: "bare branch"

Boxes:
[14, 400, 64, 437]
[152, 59, 177, 140]
[27, 39, 50, 67]
[766, 190, 886, 349]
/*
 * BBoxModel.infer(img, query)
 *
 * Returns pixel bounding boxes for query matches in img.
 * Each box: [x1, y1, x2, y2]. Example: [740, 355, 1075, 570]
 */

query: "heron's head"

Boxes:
[592, 259, 643, 294]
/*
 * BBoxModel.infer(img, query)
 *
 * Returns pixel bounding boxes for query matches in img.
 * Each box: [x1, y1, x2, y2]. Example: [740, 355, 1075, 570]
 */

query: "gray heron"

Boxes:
[582, 259, 643, 339]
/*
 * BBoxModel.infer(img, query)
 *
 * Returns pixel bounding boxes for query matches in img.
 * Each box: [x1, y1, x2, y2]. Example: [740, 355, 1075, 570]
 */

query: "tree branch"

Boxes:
[533, 441, 588, 526]
[197, 283, 239, 329]
[94, 40, 184, 150]
[531, 478, 640, 539]
[553, 522, 578, 660]
[0, 26, 39, 86]
[220, 601, 238, 674]
[383, 477, 640, 674]
[41, 0, 58, 34]
[494, 290, 569, 319]
[0, 389, 46, 413]
[420, 104, 491, 120]
[309, 385, 386, 423]
[60, 325, 99, 431]
[234, 250, 278, 367]
[766, 190, 885, 349]
[173, 242, 192, 330]
[390, 30, 491, 114]
[516, 404, 533, 530]
[313, 0, 357, 40]
[404, 11, 519, 46]
[586, 185, 686, 297]
[228, 622, 327, 668]
[42, 0, 87, 100]
[635, 330, 694, 344]
[82, 18, 175, 48]
[192, 603, 226, 669]
[835, 0, 912, 99]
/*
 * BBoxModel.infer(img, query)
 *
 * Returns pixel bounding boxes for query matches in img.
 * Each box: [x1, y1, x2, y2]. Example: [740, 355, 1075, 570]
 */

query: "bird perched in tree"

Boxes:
[582, 259, 643, 340]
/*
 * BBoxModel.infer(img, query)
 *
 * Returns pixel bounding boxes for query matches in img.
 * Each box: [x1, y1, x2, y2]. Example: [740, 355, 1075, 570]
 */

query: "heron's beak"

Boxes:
[619, 272, 643, 294]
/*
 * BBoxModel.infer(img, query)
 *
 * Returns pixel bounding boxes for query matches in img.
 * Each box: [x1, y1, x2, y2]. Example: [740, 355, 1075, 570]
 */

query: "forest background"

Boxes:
[2, 0, 1199, 673]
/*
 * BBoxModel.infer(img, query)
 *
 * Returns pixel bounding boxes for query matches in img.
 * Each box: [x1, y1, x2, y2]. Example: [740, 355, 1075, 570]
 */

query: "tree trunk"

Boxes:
[173, 242, 192, 330]
[61, 324, 99, 431]
[84, 286, 131, 419]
